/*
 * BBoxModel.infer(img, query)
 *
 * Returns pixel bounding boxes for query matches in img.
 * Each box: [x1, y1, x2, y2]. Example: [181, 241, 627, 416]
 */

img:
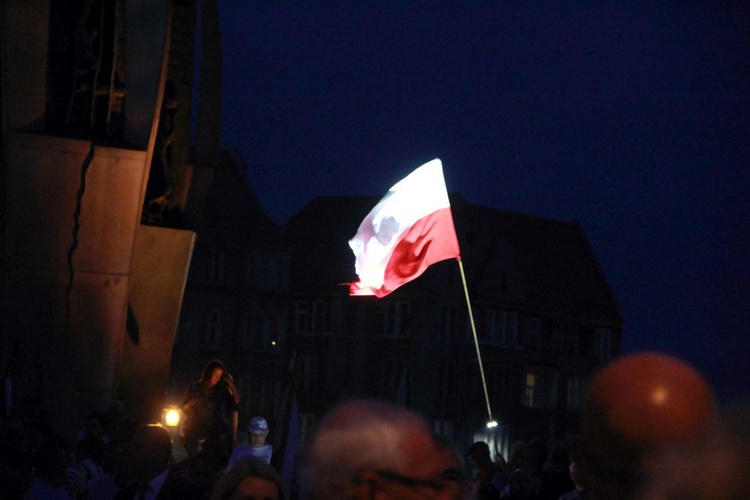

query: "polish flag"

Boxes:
[349, 159, 461, 297]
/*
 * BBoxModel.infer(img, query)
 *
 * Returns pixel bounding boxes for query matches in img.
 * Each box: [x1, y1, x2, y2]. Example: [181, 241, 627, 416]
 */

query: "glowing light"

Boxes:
[163, 408, 181, 427]
[651, 387, 668, 406]
[486, 420, 498, 428]
[271, 340, 276, 346]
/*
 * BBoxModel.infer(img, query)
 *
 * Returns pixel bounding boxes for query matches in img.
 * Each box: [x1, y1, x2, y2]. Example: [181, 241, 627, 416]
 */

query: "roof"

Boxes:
[199, 148, 282, 245]
[284, 194, 622, 325]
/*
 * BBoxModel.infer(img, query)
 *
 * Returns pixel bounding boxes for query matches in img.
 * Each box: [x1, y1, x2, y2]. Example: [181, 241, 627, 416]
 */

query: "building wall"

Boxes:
[169, 187, 623, 458]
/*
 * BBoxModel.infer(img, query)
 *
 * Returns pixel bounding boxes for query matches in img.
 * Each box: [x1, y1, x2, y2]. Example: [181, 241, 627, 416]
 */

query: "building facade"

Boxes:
[169, 163, 623, 457]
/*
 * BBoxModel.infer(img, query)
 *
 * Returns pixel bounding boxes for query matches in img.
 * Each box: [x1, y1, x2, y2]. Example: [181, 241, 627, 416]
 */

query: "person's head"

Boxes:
[200, 359, 226, 388]
[122, 424, 173, 483]
[582, 351, 717, 500]
[83, 411, 108, 441]
[189, 449, 223, 495]
[527, 439, 548, 470]
[549, 440, 570, 468]
[509, 468, 533, 498]
[568, 461, 586, 491]
[247, 416, 269, 448]
[637, 400, 750, 499]
[303, 399, 465, 500]
[509, 440, 530, 469]
[75, 435, 106, 465]
[467, 441, 492, 469]
[209, 456, 284, 500]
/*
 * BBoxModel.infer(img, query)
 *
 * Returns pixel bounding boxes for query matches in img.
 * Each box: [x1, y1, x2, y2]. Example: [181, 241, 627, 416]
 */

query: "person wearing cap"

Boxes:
[227, 416, 274, 468]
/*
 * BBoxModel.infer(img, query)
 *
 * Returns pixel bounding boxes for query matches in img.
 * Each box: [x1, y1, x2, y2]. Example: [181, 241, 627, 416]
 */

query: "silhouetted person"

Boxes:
[23, 436, 70, 499]
[181, 359, 236, 460]
[114, 423, 193, 499]
[210, 456, 284, 500]
[467, 441, 505, 499]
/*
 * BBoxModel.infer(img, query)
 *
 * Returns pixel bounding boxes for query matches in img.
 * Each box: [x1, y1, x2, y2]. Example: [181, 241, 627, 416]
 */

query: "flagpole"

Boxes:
[457, 257, 495, 425]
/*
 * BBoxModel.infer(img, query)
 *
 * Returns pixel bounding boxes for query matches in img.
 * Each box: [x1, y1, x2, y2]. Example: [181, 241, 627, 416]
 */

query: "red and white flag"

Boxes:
[349, 159, 461, 297]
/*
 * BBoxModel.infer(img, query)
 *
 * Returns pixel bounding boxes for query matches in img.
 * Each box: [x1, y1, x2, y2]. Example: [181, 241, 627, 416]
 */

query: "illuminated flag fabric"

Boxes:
[349, 158, 460, 297]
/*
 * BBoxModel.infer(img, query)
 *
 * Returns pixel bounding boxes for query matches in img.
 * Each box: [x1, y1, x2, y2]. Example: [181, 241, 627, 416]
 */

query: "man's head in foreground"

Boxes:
[303, 399, 465, 500]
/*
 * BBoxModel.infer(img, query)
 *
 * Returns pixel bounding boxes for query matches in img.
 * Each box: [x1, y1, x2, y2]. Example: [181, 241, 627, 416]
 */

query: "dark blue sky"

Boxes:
[215, 1, 749, 404]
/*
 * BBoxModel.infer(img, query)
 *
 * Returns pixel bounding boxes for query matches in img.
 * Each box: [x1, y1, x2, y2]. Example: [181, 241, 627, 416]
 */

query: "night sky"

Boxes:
[214, 1, 749, 404]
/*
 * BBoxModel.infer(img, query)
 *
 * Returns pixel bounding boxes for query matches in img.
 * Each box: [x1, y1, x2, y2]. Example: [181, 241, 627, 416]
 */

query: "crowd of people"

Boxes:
[1, 353, 748, 499]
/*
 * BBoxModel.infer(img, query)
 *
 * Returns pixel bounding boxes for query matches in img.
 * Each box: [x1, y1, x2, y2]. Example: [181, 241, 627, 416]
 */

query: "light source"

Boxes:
[162, 406, 182, 428]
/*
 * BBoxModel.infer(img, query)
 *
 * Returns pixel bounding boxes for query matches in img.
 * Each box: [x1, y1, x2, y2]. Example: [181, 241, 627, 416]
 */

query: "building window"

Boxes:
[525, 317, 542, 348]
[383, 358, 406, 397]
[294, 300, 328, 335]
[522, 369, 558, 409]
[296, 355, 318, 393]
[508, 312, 519, 346]
[199, 310, 222, 349]
[524, 373, 536, 407]
[208, 247, 225, 284]
[246, 249, 290, 292]
[294, 301, 310, 334]
[567, 377, 585, 410]
[469, 307, 514, 344]
[384, 302, 409, 337]
[469, 307, 486, 343]
[484, 309, 496, 343]
[494, 310, 509, 345]
[597, 328, 613, 360]
[312, 300, 328, 333]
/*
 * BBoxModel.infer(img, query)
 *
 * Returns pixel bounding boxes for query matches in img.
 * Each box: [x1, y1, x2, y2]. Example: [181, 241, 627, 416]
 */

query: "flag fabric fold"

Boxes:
[348, 158, 460, 297]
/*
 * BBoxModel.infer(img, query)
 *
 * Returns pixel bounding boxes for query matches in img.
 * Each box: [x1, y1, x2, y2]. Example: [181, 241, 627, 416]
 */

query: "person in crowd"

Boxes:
[104, 399, 137, 462]
[63, 435, 106, 498]
[505, 467, 535, 499]
[181, 359, 238, 460]
[637, 399, 750, 499]
[22, 436, 71, 499]
[86, 441, 132, 500]
[228, 416, 273, 467]
[581, 352, 718, 500]
[507, 441, 531, 474]
[172, 448, 223, 499]
[78, 411, 110, 445]
[539, 441, 574, 500]
[467, 441, 506, 499]
[212, 371, 241, 460]
[303, 399, 466, 500]
[1, 417, 35, 497]
[113, 423, 193, 499]
[525, 439, 547, 498]
[558, 462, 588, 500]
[210, 456, 285, 500]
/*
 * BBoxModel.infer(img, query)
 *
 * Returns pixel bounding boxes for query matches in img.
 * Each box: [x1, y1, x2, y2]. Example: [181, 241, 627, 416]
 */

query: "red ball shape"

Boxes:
[585, 351, 717, 447]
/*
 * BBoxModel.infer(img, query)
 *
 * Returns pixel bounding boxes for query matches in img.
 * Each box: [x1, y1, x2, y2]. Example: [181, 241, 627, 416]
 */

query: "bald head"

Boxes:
[303, 399, 464, 500]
